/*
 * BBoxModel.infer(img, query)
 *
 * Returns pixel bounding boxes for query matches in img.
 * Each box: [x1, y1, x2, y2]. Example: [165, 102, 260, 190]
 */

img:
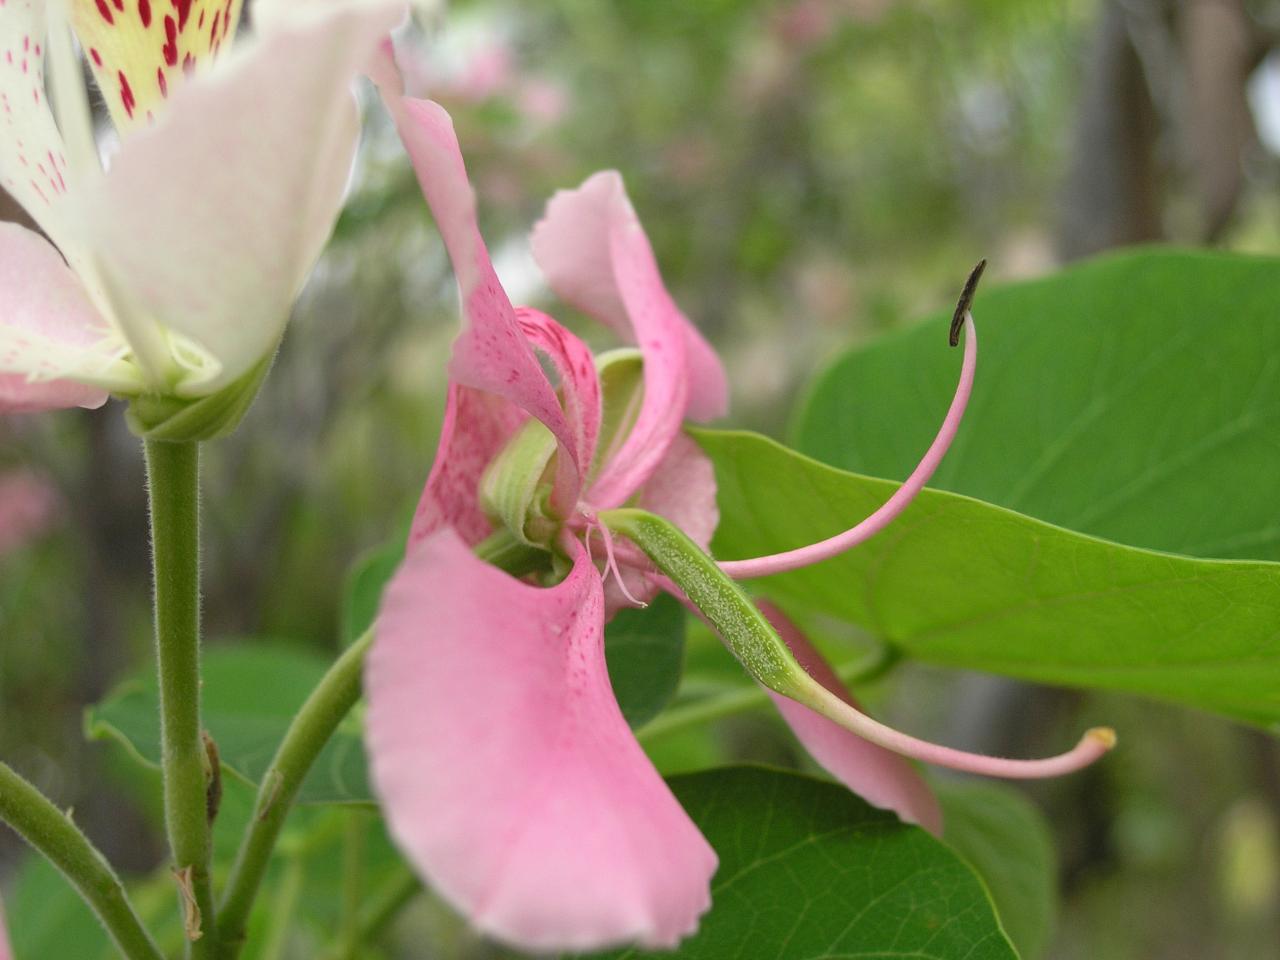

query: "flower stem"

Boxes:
[144, 439, 217, 958]
[216, 630, 372, 958]
[0, 760, 163, 960]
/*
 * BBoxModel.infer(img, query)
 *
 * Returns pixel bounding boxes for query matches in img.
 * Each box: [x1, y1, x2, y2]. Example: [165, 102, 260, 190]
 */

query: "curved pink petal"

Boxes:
[366, 530, 716, 951]
[531, 172, 728, 508]
[0, 894, 10, 960]
[409, 384, 526, 547]
[379, 94, 588, 504]
[605, 431, 718, 615]
[79, 0, 404, 394]
[0, 222, 113, 412]
[514, 307, 602, 516]
[758, 601, 943, 835]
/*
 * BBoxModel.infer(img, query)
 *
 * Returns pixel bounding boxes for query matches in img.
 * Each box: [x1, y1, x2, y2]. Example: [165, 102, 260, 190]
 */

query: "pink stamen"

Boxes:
[789, 664, 1115, 777]
[719, 313, 977, 579]
[597, 521, 647, 608]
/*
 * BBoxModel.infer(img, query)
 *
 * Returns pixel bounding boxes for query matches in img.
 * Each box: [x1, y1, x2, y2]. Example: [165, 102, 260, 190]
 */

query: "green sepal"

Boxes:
[592, 348, 644, 480]
[125, 354, 273, 442]
[478, 418, 559, 547]
[600, 508, 803, 694]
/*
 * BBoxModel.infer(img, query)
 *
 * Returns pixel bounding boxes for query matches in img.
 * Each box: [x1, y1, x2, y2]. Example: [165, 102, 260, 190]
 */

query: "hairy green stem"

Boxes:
[145, 439, 216, 958]
[216, 630, 371, 957]
[0, 760, 163, 960]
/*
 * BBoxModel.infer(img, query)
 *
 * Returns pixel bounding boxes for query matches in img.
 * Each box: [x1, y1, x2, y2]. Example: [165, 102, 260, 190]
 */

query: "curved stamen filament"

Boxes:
[596, 520, 648, 608]
[785, 667, 1115, 778]
[719, 313, 976, 580]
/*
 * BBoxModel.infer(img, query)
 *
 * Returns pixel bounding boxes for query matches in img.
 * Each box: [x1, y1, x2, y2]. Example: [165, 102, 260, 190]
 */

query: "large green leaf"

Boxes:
[579, 766, 1016, 960]
[936, 782, 1057, 960]
[697, 428, 1280, 726]
[86, 642, 370, 805]
[604, 593, 687, 728]
[795, 249, 1280, 563]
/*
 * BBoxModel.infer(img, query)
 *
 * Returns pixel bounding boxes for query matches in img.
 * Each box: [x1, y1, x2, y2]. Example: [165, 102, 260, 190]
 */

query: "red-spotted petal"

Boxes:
[531, 173, 728, 508]
[758, 601, 943, 835]
[0, 0, 77, 259]
[78, 0, 402, 395]
[366, 530, 717, 951]
[379, 94, 590, 503]
[0, 222, 123, 411]
[71, 0, 246, 131]
[409, 384, 526, 548]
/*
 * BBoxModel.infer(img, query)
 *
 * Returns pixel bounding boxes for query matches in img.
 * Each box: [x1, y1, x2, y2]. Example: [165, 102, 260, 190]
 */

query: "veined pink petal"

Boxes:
[409, 384, 526, 547]
[0, 893, 11, 960]
[379, 93, 588, 503]
[366, 530, 716, 951]
[78, 0, 404, 395]
[0, 222, 115, 411]
[0, 0, 79, 261]
[531, 172, 728, 508]
[720, 315, 976, 579]
[757, 601, 942, 835]
[514, 307, 601, 516]
[604, 432, 718, 615]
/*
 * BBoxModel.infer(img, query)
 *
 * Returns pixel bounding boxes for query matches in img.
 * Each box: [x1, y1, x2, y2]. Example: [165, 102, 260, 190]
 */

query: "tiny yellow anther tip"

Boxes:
[1086, 726, 1117, 749]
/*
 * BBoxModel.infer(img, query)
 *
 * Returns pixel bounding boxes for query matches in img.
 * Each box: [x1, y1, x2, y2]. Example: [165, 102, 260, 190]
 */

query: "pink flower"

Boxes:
[365, 81, 1112, 951]
[0, 469, 58, 556]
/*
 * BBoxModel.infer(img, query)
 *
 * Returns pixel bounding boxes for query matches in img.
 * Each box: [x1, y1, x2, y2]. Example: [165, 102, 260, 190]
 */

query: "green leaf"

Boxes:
[604, 593, 687, 728]
[5, 855, 112, 960]
[795, 249, 1280, 563]
[342, 539, 405, 645]
[936, 781, 1057, 960]
[86, 643, 371, 804]
[697, 428, 1280, 726]
[577, 766, 1016, 960]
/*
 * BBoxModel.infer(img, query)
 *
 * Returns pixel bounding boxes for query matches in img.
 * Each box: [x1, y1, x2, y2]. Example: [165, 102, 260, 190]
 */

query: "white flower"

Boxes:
[0, 0, 402, 419]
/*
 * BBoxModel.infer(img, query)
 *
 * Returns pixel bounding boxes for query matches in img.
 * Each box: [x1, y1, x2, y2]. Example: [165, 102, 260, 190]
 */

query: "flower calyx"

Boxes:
[125, 353, 273, 442]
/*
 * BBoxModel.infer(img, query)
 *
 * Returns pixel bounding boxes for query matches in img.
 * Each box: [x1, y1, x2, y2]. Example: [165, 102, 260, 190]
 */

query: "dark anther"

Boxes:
[950, 258, 986, 347]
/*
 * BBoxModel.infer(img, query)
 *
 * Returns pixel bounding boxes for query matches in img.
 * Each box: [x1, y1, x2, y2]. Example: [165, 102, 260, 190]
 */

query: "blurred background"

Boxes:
[3, 0, 1280, 957]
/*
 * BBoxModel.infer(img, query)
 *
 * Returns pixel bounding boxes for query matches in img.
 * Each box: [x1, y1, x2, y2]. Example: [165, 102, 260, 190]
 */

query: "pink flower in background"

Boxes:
[0, 469, 58, 555]
[392, 30, 569, 129]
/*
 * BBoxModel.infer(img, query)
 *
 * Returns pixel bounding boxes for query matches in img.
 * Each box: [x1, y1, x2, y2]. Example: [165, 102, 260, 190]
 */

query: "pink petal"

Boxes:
[514, 307, 602, 516]
[409, 384, 526, 547]
[531, 172, 729, 508]
[366, 530, 716, 950]
[380, 93, 588, 503]
[79, 0, 404, 394]
[0, 894, 10, 960]
[0, 0, 78, 261]
[758, 601, 943, 835]
[0, 222, 111, 412]
[605, 431, 718, 615]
